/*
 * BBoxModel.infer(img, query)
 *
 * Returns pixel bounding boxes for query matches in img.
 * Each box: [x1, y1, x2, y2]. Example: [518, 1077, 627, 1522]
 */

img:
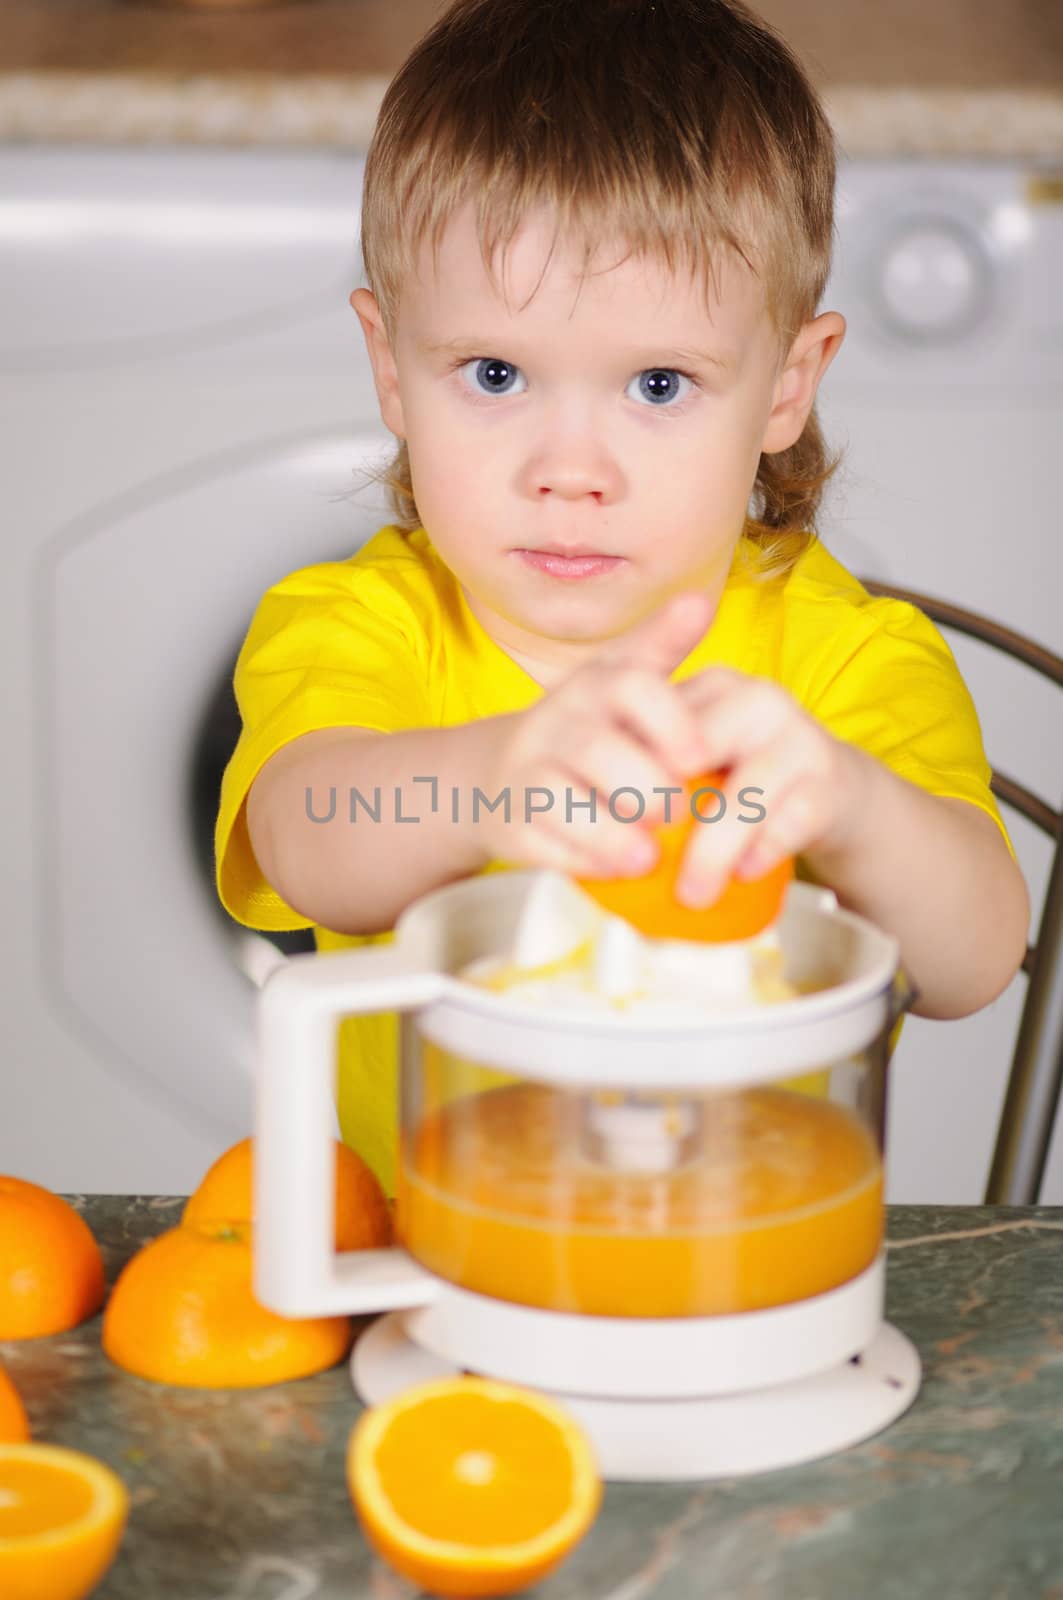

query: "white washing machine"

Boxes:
[2, 147, 1059, 1199]
[1, 147, 390, 1192]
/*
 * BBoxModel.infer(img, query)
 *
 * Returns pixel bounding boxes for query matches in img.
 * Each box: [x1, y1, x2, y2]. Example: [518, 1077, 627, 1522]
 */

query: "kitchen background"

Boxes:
[1, 0, 1060, 1200]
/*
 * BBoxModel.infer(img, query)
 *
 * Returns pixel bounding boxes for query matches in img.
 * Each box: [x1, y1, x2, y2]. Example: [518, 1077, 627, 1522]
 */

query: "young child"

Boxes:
[215, 0, 1029, 1196]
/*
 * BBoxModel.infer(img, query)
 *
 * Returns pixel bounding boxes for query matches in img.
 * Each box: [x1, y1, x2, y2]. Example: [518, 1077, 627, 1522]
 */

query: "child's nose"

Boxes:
[524, 448, 622, 504]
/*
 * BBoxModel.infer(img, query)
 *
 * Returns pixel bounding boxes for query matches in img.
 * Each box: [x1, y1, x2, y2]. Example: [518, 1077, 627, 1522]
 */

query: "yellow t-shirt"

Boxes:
[216, 524, 1013, 1195]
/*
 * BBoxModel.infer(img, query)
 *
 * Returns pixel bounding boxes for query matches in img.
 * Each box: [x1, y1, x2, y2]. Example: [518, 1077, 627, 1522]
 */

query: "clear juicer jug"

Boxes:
[255, 870, 921, 1481]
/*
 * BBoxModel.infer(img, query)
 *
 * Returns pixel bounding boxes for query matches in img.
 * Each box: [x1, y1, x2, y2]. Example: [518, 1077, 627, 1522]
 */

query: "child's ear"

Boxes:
[760, 311, 845, 455]
[350, 287, 407, 440]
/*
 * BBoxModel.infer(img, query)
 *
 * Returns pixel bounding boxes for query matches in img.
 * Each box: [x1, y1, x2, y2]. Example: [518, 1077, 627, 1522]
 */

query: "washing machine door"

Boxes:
[38, 427, 396, 1139]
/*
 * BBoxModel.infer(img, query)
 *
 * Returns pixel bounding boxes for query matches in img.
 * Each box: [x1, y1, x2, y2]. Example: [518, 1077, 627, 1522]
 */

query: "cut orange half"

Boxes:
[182, 1135, 392, 1253]
[0, 1443, 129, 1600]
[102, 1220, 353, 1389]
[578, 770, 794, 942]
[348, 1377, 602, 1597]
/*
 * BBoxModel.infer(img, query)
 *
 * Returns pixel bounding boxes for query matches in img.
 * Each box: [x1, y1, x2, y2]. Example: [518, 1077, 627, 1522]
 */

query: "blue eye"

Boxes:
[459, 357, 527, 398]
[628, 369, 695, 408]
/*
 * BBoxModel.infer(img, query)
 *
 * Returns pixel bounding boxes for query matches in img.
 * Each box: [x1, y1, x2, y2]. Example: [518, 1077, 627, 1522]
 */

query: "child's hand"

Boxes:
[477, 592, 718, 877]
[671, 666, 864, 907]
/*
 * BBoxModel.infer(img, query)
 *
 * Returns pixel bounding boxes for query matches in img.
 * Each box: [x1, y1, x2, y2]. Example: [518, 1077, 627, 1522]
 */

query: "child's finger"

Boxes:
[687, 676, 794, 770]
[563, 724, 689, 827]
[544, 815, 655, 879]
[674, 746, 811, 905]
[597, 590, 716, 681]
[511, 763, 657, 876]
[512, 823, 602, 879]
[735, 779, 827, 880]
[599, 665, 713, 779]
[674, 665, 744, 711]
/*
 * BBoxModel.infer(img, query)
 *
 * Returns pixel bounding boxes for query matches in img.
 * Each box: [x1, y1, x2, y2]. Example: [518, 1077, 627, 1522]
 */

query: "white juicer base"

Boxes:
[351, 1311, 921, 1482]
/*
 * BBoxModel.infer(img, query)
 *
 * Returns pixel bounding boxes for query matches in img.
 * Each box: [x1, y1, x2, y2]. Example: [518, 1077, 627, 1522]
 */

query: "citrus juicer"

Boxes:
[254, 868, 921, 1482]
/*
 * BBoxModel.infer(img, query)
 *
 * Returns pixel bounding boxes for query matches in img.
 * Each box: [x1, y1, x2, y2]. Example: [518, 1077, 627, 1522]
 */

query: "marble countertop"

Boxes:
[1, 0, 1062, 156]
[2, 1196, 1062, 1598]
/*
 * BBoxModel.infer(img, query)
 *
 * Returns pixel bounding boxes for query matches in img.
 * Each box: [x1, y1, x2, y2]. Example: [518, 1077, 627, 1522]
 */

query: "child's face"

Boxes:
[353, 201, 843, 684]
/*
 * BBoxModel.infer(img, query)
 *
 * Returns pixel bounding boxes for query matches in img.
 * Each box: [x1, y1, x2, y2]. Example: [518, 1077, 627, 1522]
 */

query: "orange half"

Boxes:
[102, 1221, 352, 1389]
[0, 1443, 129, 1600]
[578, 770, 793, 941]
[182, 1135, 392, 1253]
[348, 1377, 601, 1598]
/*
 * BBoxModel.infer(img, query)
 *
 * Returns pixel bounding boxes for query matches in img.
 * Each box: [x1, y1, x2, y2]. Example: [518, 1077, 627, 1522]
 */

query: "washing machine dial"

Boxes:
[871, 217, 992, 342]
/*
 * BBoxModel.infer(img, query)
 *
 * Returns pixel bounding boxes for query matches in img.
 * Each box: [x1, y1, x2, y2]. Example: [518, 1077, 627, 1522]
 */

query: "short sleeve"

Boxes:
[215, 560, 432, 930]
[804, 598, 1016, 863]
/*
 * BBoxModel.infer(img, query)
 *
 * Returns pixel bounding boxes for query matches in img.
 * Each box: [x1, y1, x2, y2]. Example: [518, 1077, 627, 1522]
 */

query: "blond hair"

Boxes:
[358, 0, 842, 581]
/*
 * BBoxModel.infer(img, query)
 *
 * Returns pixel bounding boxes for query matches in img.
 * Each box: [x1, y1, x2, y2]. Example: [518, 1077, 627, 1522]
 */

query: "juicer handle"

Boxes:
[254, 943, 446, 1319]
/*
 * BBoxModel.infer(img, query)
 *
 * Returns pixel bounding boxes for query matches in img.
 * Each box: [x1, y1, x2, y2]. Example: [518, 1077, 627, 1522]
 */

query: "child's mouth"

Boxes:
[515, 550, 626, 579]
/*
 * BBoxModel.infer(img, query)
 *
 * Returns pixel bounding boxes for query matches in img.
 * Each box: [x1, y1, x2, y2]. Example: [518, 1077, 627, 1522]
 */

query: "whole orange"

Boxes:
[0, 1178, 106, 1339]
[101, 1219, 353, 1388]
[578, 770, 794, 942]
[0, 1365, 29, 1443]
[182, 1136, 391, 1252]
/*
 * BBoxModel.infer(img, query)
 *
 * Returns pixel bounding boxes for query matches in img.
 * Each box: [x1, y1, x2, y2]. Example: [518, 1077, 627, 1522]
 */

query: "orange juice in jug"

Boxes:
[397, 1056, 882, 1319]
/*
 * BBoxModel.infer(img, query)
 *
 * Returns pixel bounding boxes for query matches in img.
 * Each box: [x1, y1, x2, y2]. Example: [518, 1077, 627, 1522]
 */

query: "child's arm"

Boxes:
[246, 718, 513, 936]
[673, 668, 1030, 1020]
[799, 744, 1029, 1020]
